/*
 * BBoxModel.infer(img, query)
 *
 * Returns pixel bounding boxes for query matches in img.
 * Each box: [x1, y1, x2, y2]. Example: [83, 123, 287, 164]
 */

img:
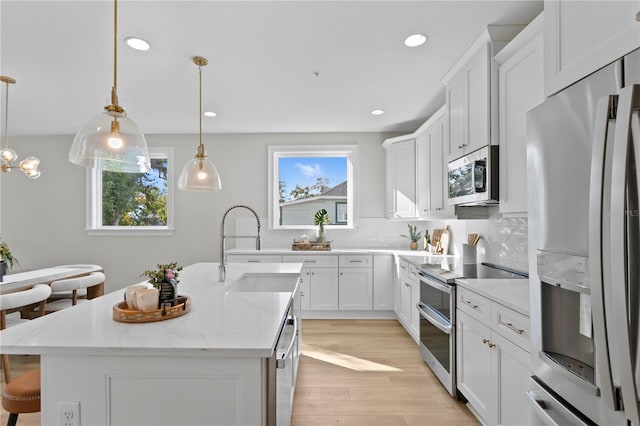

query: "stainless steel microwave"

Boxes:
[447, 145, 499, 206]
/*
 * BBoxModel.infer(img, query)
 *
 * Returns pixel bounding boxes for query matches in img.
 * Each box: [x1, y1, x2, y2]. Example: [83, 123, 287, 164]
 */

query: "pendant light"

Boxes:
[0, 76, 41, 179]
[68, 0, 150, 173]
[177, 56, 222, 191]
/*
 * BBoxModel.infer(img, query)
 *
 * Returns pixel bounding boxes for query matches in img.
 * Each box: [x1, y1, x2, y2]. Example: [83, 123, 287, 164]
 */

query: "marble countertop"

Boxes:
[0, 262, 303, 358]
[455, 277, 530, 316]
[227, 247, 457, 259]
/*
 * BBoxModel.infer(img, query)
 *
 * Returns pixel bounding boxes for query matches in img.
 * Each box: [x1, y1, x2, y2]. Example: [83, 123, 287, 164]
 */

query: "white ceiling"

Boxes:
[0, 0, 542, 136]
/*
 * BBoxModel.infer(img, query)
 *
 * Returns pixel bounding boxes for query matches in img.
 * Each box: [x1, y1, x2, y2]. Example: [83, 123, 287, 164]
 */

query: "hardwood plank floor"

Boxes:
[1, 320, 479, 426]
[292, 319, 479, 426]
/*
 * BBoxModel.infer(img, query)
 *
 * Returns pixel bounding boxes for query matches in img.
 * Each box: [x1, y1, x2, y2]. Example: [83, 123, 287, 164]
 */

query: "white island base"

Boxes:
[0, 263, 303, 426]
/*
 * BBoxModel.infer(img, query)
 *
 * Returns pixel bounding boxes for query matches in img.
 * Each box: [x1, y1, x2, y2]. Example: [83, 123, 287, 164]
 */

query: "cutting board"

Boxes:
[440, 226, 450, 255]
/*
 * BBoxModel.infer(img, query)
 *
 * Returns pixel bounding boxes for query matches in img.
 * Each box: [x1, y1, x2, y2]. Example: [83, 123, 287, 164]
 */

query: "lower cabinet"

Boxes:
[456, 287, 531, 425]
[229, 252, 393, 315]
[396, 260, 420, 342]
[339, 267, 372, 310]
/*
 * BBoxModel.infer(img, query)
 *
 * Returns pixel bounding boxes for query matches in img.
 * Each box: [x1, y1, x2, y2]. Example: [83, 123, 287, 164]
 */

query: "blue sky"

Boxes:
[278, 157, 347, 192]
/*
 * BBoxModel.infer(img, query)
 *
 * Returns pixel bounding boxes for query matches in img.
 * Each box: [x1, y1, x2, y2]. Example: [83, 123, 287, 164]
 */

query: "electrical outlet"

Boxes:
[58, 401, 80, 426]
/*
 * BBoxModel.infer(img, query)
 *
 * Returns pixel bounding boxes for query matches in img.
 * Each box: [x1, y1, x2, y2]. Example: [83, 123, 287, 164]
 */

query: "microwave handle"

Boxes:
[473, 160, 486, 193]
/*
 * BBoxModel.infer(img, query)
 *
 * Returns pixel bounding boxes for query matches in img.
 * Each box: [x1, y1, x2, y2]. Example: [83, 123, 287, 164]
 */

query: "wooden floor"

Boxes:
[292, 320, 479, 426]
[1, 320, 479, 426]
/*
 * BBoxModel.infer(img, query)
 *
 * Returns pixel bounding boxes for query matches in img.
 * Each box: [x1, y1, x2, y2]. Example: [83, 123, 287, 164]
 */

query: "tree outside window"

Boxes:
[87, 148, 174, 235]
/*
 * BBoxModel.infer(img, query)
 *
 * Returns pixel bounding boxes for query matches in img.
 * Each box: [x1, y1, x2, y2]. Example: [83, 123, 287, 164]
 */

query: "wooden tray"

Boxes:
[113, 295, 191, 323]
[292, 241, 332, 251]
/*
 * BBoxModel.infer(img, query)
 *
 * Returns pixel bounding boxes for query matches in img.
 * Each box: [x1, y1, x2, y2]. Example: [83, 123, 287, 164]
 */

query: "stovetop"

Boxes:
[418, 262, 528, 284]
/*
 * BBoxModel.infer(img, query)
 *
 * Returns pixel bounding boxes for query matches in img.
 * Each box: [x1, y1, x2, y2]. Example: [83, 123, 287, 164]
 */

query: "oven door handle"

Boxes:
[418, 274, 452, 294]
[417, 303, 452, 335]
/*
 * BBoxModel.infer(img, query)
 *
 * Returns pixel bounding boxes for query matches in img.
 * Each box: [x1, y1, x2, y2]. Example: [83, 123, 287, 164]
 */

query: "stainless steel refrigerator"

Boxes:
[527, 48, 640, 425]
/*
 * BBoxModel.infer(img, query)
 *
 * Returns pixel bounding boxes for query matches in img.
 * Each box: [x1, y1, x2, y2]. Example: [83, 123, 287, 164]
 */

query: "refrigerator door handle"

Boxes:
[588, 95, 618, 411]
[610, 84, 640, 425]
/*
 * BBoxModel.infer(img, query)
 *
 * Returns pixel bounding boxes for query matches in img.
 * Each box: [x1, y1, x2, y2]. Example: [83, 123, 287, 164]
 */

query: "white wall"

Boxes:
[1, 133, 528, 292]
[1, 132, 390, 291]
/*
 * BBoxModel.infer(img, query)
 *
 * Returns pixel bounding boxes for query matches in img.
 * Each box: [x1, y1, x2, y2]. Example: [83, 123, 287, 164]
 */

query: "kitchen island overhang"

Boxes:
[0, 262, 303, 425]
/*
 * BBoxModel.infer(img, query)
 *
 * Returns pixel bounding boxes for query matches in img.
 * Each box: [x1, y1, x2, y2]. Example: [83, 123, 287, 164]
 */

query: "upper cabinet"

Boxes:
[416, 106, 454, 218]
[384, 136, 417, 218]
[442, 26, 524, 161]
[495, 13, 544, 216]
[384, 107, 453, 220]
[544, 0, 640, 97]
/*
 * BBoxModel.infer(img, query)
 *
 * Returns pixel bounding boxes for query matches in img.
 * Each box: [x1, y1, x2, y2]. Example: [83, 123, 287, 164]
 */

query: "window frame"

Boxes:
[86, 147, 174, 236]
[268, 145, 358, 230]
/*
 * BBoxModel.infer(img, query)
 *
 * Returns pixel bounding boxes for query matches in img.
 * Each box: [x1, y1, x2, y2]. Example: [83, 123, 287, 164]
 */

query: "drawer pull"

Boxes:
[349, 260, 364, 263]
[247, 260, 260, 263]
[306, 260, 317, 263]
[500, 321, 525, 334]
[464, 300, 478, 309]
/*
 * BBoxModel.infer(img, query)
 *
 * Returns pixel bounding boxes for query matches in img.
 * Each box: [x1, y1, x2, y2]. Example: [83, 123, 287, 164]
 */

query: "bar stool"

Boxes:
[45, 272, 105, 312]
[1, 284, 51, 426]
[48, 264, 103, 301]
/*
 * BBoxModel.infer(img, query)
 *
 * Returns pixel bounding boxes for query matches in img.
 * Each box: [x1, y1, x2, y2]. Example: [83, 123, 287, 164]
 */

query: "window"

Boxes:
[87, 147, 174, 235]
[268, 145, 358, 229]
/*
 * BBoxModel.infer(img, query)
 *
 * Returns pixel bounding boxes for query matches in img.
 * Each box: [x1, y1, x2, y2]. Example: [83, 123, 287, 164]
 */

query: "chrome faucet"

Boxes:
[219, 204, 262, 281]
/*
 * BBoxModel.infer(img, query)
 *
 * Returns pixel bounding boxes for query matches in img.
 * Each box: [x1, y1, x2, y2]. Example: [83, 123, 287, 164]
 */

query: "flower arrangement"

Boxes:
[141, 262, 183, 288]
[0, 240, 18, 270]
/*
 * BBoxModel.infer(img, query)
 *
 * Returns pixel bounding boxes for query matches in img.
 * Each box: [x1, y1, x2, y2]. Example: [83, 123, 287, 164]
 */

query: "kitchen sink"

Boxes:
[226, 274, 298, 293]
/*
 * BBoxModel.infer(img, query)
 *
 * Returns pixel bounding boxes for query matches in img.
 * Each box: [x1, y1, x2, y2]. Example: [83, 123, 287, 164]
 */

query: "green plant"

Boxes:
[0, 240, 18, 269]
[401, 225, 422, 242]
[313, 209, 329, 231]
[141, 262, 183, 288]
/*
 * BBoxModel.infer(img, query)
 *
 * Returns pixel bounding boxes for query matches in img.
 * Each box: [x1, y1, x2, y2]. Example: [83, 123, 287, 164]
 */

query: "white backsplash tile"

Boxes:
[234, 215, 529, 273]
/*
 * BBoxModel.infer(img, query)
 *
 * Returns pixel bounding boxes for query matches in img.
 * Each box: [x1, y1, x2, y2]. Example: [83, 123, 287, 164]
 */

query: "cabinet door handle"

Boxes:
[488, 342, 496, 349]
[500, 321, 525, 334]
[636, 10, 640, 21]
[464, 300, 478, 309]
[340, 272, 343, 276]
[458, 143, 467, 149]
[404, 283, 411, 287]
[482, 338, 490, 344]
[311, 272, 315, 276]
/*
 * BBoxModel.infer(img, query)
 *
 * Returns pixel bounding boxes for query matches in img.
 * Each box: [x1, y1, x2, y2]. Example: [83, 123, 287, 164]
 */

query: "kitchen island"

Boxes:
[0, 262, 303, 426]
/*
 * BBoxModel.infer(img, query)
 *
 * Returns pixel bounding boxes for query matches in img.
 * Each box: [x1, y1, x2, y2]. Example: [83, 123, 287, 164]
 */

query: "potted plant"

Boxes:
[141, 262, 183, 288]
[401, 225, 422, 250]
[0, 240, 18, 281]
[314, 209, 329, 242]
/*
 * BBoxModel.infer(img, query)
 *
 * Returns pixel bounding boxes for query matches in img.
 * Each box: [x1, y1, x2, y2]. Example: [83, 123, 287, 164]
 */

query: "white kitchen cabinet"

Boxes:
[339, 267, 372, 310]
[308, 267, 339, 310]
[373, 255, 394, 311]
[397, 261, 420, 343]
[442, 26, 523, 161]
[299, 268, 312, 311]
[544, 0, 640, 97]
[457, 309, 495, 423]
[415, 106, 454, 219]
[384, 136, 416, 218]
[226, 254, 283, 263]
[456, 286, 531, 425]
[495, 14, 544, 216]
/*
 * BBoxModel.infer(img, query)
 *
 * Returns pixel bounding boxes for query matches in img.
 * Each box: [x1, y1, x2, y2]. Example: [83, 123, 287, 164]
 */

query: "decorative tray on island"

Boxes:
[291, 240, 332, 251]
[113, 295, 191, 323]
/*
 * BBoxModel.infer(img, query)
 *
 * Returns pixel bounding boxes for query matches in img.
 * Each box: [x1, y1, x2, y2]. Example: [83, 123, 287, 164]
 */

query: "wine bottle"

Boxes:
[158, 269, 178, 307]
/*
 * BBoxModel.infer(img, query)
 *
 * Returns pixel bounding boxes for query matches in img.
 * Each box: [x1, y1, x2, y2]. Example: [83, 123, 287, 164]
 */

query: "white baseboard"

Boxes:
[301, 310, 397, 320]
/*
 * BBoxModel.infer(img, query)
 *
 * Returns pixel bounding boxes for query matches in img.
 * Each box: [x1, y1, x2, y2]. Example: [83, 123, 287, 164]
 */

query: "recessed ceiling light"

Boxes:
[404, 34, 427, 47]
[204, 111, 217, 117]
[371, 109, 385, 116]
[124, 37, 150, 51]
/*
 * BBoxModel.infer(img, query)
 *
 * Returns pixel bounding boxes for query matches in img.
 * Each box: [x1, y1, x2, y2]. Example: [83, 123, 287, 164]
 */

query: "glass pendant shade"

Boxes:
[70, 111, 151, 173]
[178, 155, 221, 191]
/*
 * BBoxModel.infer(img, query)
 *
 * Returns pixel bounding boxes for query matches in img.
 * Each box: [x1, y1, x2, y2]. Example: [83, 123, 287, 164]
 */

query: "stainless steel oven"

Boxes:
[417, 270, 456, 396]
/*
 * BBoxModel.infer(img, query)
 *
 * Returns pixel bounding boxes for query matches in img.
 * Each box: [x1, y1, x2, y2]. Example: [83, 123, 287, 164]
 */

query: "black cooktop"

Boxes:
[419, 262, 528, 284]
